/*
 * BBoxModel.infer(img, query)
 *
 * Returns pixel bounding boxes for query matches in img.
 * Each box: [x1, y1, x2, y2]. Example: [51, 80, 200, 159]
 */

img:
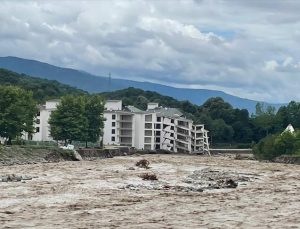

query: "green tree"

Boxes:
[136, 95, 149, 110]
[211, 119, 234, 143]
[254, 130, 300, 160]
[49, 95, 88, 144]
[274, 131, 295, 156]
[252, 102, 276, 138]
[0, 85, 37, 144]
[232, 121, 253, 143]
[49, 94, 105, 146]
[253, 134, 277, 160]
[0, 68, 84, 102]
[83, 95, 105, 147]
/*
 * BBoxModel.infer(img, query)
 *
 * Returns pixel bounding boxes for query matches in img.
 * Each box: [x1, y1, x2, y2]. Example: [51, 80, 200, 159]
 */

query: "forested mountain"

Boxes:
[0, 56, 284, 113]
[0, 68, 85, 102]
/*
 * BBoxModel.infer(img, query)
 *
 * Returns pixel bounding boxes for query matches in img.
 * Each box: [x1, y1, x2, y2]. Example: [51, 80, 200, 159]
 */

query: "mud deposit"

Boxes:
[0, 155, 299, 228]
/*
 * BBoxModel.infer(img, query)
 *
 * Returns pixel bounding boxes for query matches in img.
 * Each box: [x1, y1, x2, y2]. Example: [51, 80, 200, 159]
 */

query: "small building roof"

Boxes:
[125, 105, 144, 113]
[155, 108, 183, 118]
[284, 124, 295, 133]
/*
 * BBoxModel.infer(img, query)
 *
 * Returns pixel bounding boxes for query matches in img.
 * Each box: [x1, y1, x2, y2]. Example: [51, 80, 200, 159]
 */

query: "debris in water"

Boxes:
[0, 174, 36, 182]
[136, 159, 150, 169]
[139, 173, 158, 180]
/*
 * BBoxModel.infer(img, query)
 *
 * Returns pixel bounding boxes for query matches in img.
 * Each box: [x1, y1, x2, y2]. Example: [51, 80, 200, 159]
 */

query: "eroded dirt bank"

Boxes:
[0, 155, 299, 228]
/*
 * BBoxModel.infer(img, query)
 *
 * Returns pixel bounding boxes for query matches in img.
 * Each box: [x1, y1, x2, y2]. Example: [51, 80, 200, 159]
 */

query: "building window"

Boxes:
[157, 117, 161, 122]
[37, 112, 40, 117]
[171, 119, 174, 124]
[156, 124, 161, 129]
[112, 122, 115, 127]
[111, 136, 115, 141]
[36, 127, 40, 133]
[112, 129, 115, 134]
[145, 123, 152, 129]
[145, 114, 152, 122]
[112, 114, 116, 120]
[36, 119, 40, 124]
[171, 126, 174, 130]
[145, 130, 152, 136]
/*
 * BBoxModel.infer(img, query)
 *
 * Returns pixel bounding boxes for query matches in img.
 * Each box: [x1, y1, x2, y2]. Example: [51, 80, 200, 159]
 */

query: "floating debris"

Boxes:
[183, 168, 250, 189]
[0, 174, 37, 182]
[135, 159, 150, 169]
[139, 173, 158, 180]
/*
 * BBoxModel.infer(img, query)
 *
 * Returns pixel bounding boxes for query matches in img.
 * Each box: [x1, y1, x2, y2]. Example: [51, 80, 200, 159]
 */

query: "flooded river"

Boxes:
[0, 154, 299, 228]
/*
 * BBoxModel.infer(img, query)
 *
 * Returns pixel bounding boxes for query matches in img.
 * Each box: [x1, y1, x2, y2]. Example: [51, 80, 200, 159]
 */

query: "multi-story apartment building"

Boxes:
[103, 100, 210, 154]
[24, 99, 60, 142]
[14, 99, 209, 154]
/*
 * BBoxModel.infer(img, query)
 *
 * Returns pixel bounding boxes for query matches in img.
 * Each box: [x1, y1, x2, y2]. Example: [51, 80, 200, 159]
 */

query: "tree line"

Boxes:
[0, 84, 104, 146]
[101, 87, 300, 147]
[0, 68, 85, 102]
[2, 70, 300, 159]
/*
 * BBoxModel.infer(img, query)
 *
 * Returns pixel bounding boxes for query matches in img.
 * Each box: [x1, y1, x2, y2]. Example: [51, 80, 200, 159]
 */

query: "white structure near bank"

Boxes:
[18, 99, 210, 154]
[103, 100, 210, 154]
[283, 124, 295, 134]
[24, 99, 60, 142]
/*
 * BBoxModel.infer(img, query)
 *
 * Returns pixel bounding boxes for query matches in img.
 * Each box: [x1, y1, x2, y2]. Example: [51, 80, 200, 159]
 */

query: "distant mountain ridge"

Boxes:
[0, 56, 284, 113]
[0, 68, 84, 102]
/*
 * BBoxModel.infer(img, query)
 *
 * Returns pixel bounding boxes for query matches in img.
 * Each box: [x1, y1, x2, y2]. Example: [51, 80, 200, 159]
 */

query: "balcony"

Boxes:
[176, 144, 189, 152]
[144, 137, 151, 143]
[119, 123, 132, 129]
[177, 120, 189, 129]
[119, 130, 132, 137]
[145, 123, 152, 129]
[177, 128, 189, 136]
[120, 137, 132, 146]
[118, 115, 133, 123]
[145, 130, 152, 136]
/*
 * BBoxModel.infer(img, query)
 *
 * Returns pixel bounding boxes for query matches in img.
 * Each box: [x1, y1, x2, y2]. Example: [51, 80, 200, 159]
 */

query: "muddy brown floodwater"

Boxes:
[0, 154, 299, 229]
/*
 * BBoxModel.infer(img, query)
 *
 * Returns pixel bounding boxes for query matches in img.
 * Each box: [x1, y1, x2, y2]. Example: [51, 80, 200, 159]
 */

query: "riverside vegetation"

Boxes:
[1, 68, 300, 160]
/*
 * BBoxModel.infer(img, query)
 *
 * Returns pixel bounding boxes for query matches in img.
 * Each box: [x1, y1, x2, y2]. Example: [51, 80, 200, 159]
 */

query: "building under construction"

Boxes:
[103, 100, 210, 154]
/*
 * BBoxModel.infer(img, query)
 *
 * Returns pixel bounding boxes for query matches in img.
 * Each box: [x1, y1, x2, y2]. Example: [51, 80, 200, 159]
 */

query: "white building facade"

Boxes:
[103, 100, 210, 154]
[24, 99, 60, 142]
[18, 99, 209, 154]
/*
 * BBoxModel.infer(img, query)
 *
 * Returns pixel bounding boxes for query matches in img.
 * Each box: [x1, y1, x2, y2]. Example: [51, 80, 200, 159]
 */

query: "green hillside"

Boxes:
[0, 68, 85, 102]
[101, 87, 196, 113]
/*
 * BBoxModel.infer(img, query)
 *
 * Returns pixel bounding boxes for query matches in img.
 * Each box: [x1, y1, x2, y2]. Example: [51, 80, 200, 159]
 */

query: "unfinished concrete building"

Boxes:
[103, 100, 210, 154]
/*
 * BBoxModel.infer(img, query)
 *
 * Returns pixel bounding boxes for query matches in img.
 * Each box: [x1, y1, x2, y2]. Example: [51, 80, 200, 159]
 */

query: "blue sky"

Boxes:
[1, 0, 300, 103]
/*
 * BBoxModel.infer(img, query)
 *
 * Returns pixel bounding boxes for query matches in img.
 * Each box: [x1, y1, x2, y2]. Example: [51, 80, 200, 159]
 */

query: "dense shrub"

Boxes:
[253, 131, 300, 160]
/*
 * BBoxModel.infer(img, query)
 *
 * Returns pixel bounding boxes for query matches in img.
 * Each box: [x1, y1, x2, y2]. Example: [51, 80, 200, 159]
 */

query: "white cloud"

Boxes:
[264, 60, 279, 71]
[1, 0, 300, 102]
